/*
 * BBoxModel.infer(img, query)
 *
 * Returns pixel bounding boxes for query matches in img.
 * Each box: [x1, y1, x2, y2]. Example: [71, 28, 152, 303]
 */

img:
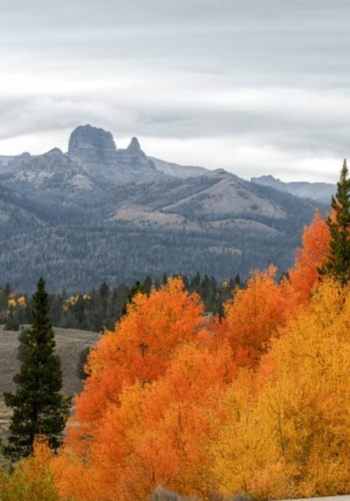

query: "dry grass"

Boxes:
[0, 325, 100, 438]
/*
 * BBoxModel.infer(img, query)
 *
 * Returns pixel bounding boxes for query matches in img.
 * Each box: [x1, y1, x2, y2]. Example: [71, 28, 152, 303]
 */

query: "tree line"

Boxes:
[0, 273, 243, 333]
[0, 161, 349, 500]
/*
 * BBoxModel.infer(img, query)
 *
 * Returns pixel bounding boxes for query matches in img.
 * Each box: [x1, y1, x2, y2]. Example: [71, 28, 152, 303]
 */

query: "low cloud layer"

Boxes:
[0, 0, 349, 181]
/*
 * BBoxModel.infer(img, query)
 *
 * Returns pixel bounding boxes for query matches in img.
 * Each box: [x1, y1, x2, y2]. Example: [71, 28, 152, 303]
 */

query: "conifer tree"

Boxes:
[4, 277, 70, 460]
[122, 280, 145, 315]
[320, 159, 350, 284]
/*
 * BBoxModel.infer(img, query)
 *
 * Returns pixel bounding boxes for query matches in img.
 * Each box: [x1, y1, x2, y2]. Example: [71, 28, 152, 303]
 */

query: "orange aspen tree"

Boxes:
[55, 343, 236, 501]
[222, 266, 289, 367]
[70, 278, 205, 439]
[286, 211, 330, 303]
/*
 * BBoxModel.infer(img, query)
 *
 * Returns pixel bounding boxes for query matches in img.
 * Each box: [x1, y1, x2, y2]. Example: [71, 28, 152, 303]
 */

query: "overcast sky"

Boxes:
[0, 0, 349, 181]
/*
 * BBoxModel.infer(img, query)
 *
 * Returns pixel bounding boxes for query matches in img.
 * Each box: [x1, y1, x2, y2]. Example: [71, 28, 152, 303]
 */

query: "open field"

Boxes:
[0, 325, 100, 437]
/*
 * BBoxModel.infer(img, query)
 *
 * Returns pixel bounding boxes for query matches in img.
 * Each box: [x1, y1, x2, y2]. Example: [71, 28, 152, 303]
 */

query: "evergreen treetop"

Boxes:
[320, 159, 350, 284]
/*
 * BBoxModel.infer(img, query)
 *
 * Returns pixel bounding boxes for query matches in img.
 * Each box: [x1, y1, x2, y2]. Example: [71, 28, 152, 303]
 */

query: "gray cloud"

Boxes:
[0, 0, 349, 181]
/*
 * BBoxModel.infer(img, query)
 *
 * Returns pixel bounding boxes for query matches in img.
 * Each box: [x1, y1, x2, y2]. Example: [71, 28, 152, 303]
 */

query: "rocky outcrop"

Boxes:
[126, 136, 142, 154]
[68, 124, 118, 166]
[67, 126, 157, 182]
[116, 136, 157, 174]
[0, 124, 324, 291]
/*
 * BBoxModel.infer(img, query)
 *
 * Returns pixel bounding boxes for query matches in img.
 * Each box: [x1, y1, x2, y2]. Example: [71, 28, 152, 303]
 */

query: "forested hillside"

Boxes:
[0, 125, 325, 291]
[2, 203, 350, 501]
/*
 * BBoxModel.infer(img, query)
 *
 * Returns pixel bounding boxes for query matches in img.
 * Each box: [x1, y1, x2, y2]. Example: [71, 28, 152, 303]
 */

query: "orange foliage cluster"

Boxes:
[72, 278, 205, 435]
[222, 265, 289, 367]
[287, 211, 330, 302]
[39, 212, 350, 500]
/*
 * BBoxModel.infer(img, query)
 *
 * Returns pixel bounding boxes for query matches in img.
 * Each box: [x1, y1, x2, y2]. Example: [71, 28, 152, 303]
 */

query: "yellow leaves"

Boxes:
[258, 340, 350, 497]
[210, 369, 282, 499]
[0, 438, 58, 501]
[221, 280, 229, 289]
[211, 278, 350, 500]
[52, 448, 103, 501]
[7, 294, 26, 309]
[62, 294, 91, 311]
[46, 215, 350, 501]
[7, 298, 16, 308]
[59, 270, 350, 500]
[57, 270, 350, 501]
[17, 295, 27, 307]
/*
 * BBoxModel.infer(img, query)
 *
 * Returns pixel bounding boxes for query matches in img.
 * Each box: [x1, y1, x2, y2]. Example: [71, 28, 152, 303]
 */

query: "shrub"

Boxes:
[4, 315, 20, 331]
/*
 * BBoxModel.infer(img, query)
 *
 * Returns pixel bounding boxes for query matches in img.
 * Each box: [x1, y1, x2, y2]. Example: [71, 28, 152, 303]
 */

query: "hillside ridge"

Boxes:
[0, 125, 327, 291]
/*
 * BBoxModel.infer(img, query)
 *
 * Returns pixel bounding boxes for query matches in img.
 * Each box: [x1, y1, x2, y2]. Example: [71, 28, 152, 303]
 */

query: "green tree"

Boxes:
[4, 277, 70, 461]
[4, 307, 20, 331]
[76, 346, 91, 381]
[122, 281, 145, 315]
[142, 275, 153, 295]
[17, 328, 30, 362]
[320, 159, 350, 284]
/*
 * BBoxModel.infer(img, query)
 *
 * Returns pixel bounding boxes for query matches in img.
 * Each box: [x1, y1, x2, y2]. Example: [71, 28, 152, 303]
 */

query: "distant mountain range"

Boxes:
[0, 125, 329, 291]
[251, 175, 335, 204]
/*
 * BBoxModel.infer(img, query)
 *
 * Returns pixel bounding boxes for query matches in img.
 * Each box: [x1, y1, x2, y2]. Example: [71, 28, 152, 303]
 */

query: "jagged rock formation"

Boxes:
[115, 136, 157, 176]
[68, 124, 118, 166]
[0, 125, 328, 291]
[66, 125, 158, 184]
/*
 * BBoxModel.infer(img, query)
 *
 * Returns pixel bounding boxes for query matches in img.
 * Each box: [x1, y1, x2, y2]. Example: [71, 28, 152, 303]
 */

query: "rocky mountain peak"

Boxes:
[126, 137, 141, 154]
[114, 135, 157, 175]
[68, 125, 117, 166]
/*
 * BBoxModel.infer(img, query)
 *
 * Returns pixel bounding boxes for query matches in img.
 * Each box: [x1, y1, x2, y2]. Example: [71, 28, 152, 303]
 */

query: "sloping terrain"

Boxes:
[0, 325, 99, 395]
[150, 156, 207, 178]
[252, 174, 335, 204]
[0, 325, 100, 437]
[0, 125, 326, 291]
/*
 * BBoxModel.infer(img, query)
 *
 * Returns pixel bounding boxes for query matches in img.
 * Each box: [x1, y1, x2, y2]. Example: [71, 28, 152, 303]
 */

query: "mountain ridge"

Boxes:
[251, 174, 335, 204]
[0, 125, 328, 291]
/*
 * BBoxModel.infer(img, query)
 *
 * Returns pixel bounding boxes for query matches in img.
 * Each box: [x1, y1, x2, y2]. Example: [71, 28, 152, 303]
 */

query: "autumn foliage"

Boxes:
[72, 278, 205, 433]
[69, 343, 236, 500]
[212, 278, 350, 498]
[222, 266, 289, 367]
[6, 209, 350, 501]
[287, 211, 330, 302]
[0, 439, 58, 501]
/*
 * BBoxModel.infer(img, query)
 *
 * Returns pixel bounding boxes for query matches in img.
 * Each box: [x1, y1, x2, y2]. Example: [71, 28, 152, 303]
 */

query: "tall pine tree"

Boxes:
[4, 277, 70, 460]
[320, 159, 350, 284]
